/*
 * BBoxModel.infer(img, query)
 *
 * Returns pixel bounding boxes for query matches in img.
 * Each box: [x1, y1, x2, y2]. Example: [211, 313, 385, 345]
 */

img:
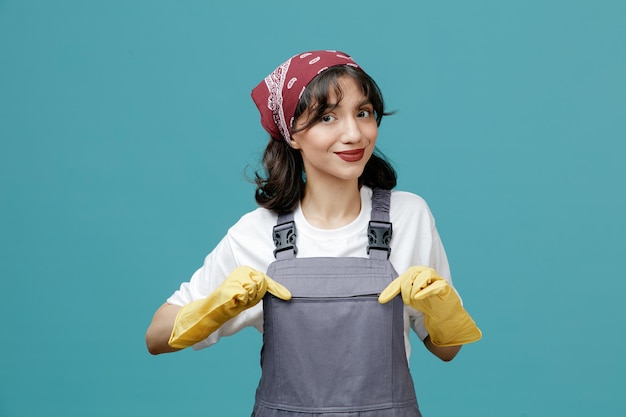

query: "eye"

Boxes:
[320, 114, 336, 123]
[358, 105, 374, 118]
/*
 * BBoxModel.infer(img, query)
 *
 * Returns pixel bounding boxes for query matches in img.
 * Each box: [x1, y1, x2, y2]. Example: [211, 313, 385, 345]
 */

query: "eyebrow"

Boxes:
[325, 98, 372, 111]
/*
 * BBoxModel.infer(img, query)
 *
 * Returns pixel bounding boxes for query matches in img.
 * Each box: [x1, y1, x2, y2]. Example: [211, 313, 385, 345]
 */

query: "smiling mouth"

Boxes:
[335, 149, 365, 162]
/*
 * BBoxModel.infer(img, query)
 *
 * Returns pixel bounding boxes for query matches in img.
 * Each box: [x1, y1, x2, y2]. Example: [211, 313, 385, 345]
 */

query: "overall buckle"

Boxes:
[273, 220, 298, 257]
[367, 220, 392, 259]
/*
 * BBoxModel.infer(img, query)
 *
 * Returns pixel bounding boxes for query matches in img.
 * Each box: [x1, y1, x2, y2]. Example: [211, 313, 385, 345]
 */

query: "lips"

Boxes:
[335, 148, 365, 162]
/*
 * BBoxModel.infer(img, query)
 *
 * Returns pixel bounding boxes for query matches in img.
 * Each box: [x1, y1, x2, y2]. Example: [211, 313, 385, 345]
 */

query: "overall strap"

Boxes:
[368, 188, 393, 260]
[273, 212, 297, 260]
[272, 188, 393, 261]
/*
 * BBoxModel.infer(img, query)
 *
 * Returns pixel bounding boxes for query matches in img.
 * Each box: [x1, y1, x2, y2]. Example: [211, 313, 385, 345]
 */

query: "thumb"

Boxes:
[265, 276, 292, 300]
[378, 277, 402, 304]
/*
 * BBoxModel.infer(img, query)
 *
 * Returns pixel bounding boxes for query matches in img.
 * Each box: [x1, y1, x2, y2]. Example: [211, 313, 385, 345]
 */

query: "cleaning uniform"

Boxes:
[252, 188, 422, 417]
[167, 186, 454, 355]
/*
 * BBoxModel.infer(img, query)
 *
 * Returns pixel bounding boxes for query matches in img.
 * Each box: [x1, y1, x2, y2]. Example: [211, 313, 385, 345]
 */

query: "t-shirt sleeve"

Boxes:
[390, 192, 456, 341]
[408, 223, 455, 341]
[166, 233, 264, 350]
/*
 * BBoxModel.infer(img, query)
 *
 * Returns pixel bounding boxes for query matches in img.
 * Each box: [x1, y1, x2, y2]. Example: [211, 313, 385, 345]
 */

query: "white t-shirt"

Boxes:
[167, 186, 453, 358]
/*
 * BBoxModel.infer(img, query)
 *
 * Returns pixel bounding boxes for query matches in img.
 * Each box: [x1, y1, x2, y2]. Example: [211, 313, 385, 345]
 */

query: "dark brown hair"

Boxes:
[254, 65, 397, 214]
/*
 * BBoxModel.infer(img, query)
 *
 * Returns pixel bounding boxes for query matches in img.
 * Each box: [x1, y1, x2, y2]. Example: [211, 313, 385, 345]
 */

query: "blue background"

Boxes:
[1, 1, 625, 416]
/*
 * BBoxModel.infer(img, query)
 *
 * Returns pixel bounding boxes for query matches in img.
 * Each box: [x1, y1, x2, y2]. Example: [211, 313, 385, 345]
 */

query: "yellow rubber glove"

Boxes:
[379, 266, 482, 346]
[168, 266, 291, 349]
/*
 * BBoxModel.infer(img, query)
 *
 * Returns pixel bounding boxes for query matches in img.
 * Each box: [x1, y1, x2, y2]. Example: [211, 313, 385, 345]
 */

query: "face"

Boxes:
[290, 76, 378, 187]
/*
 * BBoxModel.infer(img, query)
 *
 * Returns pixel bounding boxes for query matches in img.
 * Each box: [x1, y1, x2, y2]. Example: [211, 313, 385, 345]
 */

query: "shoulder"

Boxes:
[390, 189, 430, 210]
[360, 186, 436, 236]
[227, 206, 278, 244]
[363, 186, 429, 209]
[225, 207, 279, 270]
[229, 206, 278, 231]
[389, 189, 436, 227]
[361, 186, 434, 226]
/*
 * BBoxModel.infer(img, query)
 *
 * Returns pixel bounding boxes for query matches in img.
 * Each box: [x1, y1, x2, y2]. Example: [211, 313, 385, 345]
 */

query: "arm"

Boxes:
[423, 335, 461, 362]
[379, 267, 481, 354]
[145, 235, 237, 355]
[147, 267, 291, 354]
[145, 303, 182, 355]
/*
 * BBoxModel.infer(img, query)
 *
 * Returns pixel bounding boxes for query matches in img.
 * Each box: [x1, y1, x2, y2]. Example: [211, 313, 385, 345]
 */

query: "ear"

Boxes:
[289, 135, 302, 150]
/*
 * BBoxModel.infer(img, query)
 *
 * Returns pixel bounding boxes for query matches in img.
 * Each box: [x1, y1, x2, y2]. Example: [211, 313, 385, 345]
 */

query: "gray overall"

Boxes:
[253, 188, 422, 417]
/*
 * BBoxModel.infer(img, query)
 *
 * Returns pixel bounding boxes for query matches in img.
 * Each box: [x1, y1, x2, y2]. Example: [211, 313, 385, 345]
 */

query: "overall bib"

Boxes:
[253, 189, 422, 417]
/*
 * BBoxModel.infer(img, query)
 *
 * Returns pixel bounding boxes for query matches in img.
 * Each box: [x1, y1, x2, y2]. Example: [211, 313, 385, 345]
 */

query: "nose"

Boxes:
[340, 116, 362, 144]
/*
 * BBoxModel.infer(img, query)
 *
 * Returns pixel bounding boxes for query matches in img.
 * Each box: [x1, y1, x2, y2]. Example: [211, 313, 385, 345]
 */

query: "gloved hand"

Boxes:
[169, 266, 291, 349]
[379, 266, 482, 346]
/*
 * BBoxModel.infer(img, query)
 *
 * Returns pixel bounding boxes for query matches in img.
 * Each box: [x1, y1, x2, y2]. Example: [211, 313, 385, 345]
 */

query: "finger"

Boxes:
[242, 268, 268, 300]
[412, 279, 449, 300]
[409, 268, 443, 298]
[266, 277, 292, 300]
[255, 277, 268, 299]
[378, 277, 402, 304]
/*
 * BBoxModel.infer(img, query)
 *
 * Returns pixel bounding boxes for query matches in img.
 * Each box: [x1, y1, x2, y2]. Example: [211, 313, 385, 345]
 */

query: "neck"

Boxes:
[300, 180, 362, 229]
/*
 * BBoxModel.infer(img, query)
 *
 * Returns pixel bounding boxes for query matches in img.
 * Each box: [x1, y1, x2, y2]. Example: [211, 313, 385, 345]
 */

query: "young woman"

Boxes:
[146, 50, 481, 417]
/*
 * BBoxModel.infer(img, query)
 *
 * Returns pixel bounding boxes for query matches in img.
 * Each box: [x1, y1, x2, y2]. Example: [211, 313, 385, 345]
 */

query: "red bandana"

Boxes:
[251, 50, 361, 143]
